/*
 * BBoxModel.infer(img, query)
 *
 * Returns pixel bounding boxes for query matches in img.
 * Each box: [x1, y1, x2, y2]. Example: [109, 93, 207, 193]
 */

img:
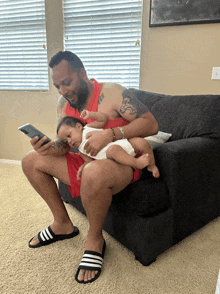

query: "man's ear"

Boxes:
[79, 68, 87, 79]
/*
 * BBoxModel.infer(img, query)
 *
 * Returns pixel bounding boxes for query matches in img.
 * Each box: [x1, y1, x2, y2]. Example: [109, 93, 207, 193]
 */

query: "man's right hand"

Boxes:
[30, 136, 55, 156]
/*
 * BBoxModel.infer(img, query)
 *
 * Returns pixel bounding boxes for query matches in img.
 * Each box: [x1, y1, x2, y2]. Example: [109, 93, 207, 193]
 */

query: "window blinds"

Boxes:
[63, 0, 142, 89]
[0, 0, 48, 91]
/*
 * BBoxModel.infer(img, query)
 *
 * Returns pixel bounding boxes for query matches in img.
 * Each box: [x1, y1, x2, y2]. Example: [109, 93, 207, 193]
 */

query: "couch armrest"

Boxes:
[153, 137, 220, 243]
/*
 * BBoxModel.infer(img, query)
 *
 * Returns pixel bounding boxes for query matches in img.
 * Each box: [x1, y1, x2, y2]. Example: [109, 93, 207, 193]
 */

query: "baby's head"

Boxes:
[57, 116, 84, 148]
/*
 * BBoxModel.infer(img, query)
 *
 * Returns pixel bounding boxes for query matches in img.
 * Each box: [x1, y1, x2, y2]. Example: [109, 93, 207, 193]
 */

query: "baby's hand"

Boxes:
[76, 162, 89, 180]
[80, 110, 90, 119]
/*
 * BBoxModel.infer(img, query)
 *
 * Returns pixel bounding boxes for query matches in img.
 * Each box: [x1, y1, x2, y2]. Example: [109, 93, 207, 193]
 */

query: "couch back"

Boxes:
[130, 89, 220, 141]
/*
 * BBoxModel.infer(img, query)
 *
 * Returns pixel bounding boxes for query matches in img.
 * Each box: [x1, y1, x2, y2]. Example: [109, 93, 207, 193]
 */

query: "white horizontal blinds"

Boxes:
[0, 0, 48, 90]
[63, 0, 142, 88]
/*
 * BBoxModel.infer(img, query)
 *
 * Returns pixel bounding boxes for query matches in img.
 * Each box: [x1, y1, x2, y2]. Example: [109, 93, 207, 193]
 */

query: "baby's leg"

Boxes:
[106, 144, 150, 170]
[128, 137, 160, 178]
[105, 145, 148, 169]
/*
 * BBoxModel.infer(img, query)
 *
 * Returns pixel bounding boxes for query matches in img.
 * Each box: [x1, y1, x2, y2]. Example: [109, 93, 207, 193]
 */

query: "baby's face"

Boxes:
[58, 124, 83, 148]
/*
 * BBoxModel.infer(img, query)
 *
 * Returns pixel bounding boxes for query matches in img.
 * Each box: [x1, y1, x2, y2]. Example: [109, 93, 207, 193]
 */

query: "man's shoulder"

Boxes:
[57, 95, 68, 111]
[58, 95, 67, 105]
[102, 82, 126, 92]
[57, 95, 68, 121]
[101, 82, 127, 102]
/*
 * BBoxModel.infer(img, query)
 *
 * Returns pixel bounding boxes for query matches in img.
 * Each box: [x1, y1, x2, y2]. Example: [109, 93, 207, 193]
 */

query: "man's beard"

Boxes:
[65, 79, 89, 112]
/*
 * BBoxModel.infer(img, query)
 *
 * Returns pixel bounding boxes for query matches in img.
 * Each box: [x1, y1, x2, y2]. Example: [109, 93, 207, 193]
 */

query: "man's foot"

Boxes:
[29, 222, 78, 248]
[76, 237, 105, 283]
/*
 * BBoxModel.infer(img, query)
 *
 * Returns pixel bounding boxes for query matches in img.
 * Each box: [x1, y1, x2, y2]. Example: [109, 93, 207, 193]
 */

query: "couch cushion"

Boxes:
[129, 89, 220, 141]
[111, 169, 170, 216]
[146, 131, 172, 148]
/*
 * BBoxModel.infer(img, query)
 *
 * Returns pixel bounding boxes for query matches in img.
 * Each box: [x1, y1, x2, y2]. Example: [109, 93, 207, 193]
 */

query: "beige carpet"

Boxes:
[1, 162, 220, 294]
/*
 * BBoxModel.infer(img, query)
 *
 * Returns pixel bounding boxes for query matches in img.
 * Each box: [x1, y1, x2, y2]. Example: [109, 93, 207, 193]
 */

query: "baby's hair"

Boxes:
[57, 116, 84, 134]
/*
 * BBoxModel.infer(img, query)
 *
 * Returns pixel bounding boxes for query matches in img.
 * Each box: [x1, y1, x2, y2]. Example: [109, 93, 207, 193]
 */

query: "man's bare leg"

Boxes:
[77, 160, 133, 282]
[22, 151, 75, 246]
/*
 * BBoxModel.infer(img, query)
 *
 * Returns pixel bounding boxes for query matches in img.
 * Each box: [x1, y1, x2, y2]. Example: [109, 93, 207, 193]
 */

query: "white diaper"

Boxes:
[79, 126, 136, 160]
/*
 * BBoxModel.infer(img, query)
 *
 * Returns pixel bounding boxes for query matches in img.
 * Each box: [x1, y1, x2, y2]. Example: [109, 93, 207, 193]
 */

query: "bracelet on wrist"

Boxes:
[118, 127, 125, 139]
[110, 127, 116, 142]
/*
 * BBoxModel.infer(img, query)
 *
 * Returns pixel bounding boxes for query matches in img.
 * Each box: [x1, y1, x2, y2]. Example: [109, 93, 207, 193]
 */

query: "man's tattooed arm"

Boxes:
[120, 90, 149, 118]
[52, 137, 69, 149]
[50, 96, 70, 155]
[57, 96, 67, 124]
[50, 138, 70, 156]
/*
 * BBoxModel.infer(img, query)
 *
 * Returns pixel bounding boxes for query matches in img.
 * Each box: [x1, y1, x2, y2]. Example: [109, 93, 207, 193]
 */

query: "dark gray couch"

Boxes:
[59, 90, 220, 266]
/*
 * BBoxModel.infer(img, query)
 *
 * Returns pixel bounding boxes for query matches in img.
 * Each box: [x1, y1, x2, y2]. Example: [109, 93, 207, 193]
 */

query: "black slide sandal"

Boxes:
[75, 240, 106, 284]
[28, 226, 79, 248]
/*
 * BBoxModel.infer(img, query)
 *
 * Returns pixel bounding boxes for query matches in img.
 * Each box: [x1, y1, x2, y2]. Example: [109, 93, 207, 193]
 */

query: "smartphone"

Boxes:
[18, 123, 51, 146]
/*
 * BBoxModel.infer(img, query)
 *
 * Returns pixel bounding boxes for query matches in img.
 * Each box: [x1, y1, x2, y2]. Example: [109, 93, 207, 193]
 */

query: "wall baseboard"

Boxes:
[0, 159, 21, 165]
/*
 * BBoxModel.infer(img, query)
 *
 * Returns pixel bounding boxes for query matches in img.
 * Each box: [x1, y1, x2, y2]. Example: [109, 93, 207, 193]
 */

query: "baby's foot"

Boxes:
[134, 154, 160, 178]
[147, 165, 160, 178]
[134, 154, 150, 169]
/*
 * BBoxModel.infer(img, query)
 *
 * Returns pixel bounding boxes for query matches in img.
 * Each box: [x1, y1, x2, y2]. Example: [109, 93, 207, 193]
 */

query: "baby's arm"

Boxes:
[79, 152, 94, 163]
[81, 110, 108, 129]
[77, 152, 94, 180]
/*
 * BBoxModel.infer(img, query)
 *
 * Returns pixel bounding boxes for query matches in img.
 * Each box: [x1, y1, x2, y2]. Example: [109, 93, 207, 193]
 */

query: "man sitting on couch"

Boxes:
[21, 51, 158, 284]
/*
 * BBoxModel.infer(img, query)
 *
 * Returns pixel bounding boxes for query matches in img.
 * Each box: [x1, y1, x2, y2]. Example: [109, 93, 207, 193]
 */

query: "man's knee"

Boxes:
[81, 161, 116, 194]
[22, 150, 40, 174]
[81, 160, 103, 184]
[80, 160, 133, 199]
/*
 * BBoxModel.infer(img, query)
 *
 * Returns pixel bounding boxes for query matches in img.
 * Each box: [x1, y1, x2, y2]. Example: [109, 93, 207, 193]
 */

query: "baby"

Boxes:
[57, 110, 160, 179]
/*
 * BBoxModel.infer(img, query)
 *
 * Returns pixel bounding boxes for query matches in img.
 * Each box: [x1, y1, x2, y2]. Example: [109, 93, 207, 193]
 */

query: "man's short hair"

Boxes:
[49, 51, 84, 72]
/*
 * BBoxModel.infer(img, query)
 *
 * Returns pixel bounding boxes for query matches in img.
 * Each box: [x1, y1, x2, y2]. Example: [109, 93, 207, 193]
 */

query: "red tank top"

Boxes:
[66, 79, 128, 129]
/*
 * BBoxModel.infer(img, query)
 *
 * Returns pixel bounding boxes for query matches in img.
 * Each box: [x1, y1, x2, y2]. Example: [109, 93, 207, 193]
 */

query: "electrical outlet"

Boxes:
[211, 67, 220, 80]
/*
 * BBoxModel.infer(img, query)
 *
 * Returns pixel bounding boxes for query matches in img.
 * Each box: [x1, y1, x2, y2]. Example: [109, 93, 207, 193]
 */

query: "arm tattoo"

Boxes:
[120, 90, 149, 118]
[57, 97, 67, 123]
[53, 137, 69, 150]
[98, 93, 105, 105]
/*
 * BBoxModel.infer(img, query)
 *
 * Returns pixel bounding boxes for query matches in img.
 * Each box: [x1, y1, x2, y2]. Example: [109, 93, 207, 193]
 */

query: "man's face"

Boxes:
[52, 60, 89, 111]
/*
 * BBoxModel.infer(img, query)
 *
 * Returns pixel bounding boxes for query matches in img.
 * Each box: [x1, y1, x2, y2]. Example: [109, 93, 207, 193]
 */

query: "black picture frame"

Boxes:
[149, 0, 220, 27]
